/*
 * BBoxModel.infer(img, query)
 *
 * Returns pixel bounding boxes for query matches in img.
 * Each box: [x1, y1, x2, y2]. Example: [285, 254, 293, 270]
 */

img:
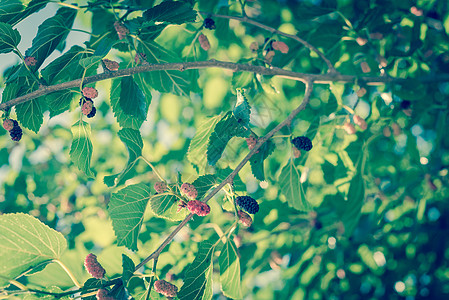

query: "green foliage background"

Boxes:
[1, 0, 449, 299]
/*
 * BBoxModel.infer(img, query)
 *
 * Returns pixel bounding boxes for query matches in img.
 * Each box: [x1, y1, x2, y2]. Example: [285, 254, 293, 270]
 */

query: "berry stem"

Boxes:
[53, 259, 82, 288]
[144, 258, 158, 300]
[140, 156, 166, 182]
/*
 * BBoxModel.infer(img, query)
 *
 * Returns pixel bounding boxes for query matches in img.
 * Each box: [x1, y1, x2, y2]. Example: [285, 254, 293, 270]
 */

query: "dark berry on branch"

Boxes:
[203, 18, 216, 30]
[9, 120, 22, 141]
[400, 100, 411, 110]
[87, 106, 97, 118]
[291, 136, 313, 151]
[236, 196, 259, 214]
[154, 279, 178, 298]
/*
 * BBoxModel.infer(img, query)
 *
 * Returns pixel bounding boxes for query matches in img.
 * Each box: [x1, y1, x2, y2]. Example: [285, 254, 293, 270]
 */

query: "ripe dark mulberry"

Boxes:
[236, 196, 259, 214]
[291, 136, 313, 151]
[154, 279, 178, 298]
[87, 107, 97, 118]
[84, 253, 106, 279]
[9, 120, 22, 142]
[203, 18, 216, 30]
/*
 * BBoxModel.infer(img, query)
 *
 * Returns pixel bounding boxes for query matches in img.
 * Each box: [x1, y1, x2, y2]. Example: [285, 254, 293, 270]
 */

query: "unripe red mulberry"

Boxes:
[343, 122, 356, 135]
[96, 289, 114, 300]
[249, 42, 259, 52]
[198, 33, 210, 51]
[245, 136, 257, 150]
[187, 200, 210, 216]
[181, 183, 198, 200]
[361, 61, 371, 73]
[24, 56, 37, 66]
[356, 37, 368, 46]
[352, 115, 367, 131]
[293, 147, 301, 158]
[265, 50, 275, 63]
[3, 119, 14, 131]
[238, 210, 252, 227]
[114, 21, 129, 40]
[82, 100, 93, 116]
[154, 279, 178, 298]
[102, 59, 119, 71]
[272, 41, 289, 54]
[84, 253, 106, 279]
[154, 181, 168, 193]
[82, 87, 98, 99]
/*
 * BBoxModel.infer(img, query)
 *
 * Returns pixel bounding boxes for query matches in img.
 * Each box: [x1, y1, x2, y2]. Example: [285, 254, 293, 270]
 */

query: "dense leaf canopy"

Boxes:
[1, 0, 449, 299]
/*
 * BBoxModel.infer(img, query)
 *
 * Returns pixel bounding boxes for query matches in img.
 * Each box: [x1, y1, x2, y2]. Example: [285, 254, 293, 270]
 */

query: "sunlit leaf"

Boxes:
[192, 175, 217, 200]
[207, 112, 250, 166]
[108, 183, 151, 251]
[149, 193, 188, 221]
[249, 139, 275, 181]
[0, 0, 49, 26]
[279, 159, 312, 211]
[69, 120, 95, 178]
[188, 115, 222, 174]
[178, 241, 215, 300]
[122, 254, 135, 285]
[0, 213, 67, 288]
[219, 239, 242, 299]
[233, 89, 251, 127]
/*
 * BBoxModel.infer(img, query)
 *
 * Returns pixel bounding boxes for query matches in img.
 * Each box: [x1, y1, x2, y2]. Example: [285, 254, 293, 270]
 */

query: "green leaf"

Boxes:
[279, 159, 312, 211]
[338, 172, 365, 236]
[178, 241, 215, 300]
[249, 139, 275, 181]
[110, 78, 145, 130]
[207, 112, 250, 166]
[232, 71, 253, 90]
[15, 98, 43, 133]
[138, 40, 191, 96]
[104, 128, 143, 187]
[41, 46, 93, 84]
[0, 213, 67, 288]
[305, 116, 320, 142]
[0, 0, 49, 26]
[69, 120, 95, 178]
[216, 168, 246, 192]
[122, 254, 135, 286]
[108, 183, 151, 251]
[188, 115, 222, 174]
[0, 22, 21, 54]
[149, 193, 188, 221]
[45, 90, 76, 117]
[24, 286, 69, 300]
[81, 278, 103, 300]
[219, 239, 242, 299]
[143, 0, 197, 25]
[79, 55, 103, 69]
[119, 76, 148, 120]
[325, 92, 338, 116]
[25, 7, 77, 70]
[233, 89, 251, 127]
[192, 175, 217, 200]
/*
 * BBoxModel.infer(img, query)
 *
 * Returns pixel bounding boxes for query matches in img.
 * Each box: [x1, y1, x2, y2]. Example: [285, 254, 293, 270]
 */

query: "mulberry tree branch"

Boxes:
[134, 79, 314, 270]
[198, 11, 338, 74]
[2, 59, 445, 112]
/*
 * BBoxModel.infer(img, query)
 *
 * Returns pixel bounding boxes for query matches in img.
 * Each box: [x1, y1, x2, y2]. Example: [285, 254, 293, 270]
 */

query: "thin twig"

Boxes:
[198, 11, 337, 73]
[134, 79, 314, 271]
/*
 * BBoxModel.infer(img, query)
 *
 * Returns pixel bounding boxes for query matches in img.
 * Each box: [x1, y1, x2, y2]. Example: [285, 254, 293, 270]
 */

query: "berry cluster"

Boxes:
[291, 136, 313, 151]
[203, 17, 216, 30]
[80, 97, 97, 118]
[3, 119, 23, 141]
[198, 33, 210, 51]
[245, 136, 257, 150]
[187, 200, 211, 216]
[113, 21, 129, 40]
[102, 59, 119, 72]
[181, 183, 198, 200]
[238, 210, 253, 227]
[96, 289, 114, 300]
[154, 279, 178, 298]
[154, 181, 168, 193]
[236, 196, 259, 214]
[24, 56, 37, 67]
[84, 253, 106, 279]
